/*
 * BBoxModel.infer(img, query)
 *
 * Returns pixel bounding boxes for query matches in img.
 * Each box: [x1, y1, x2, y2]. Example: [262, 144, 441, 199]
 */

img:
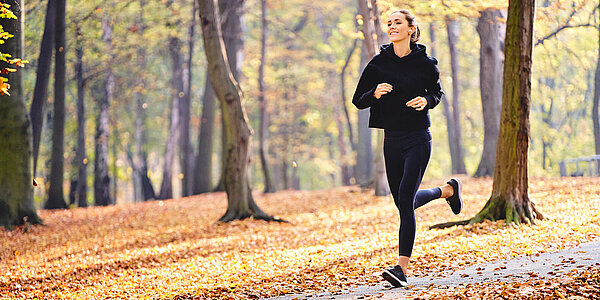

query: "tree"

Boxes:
[198, 0, 279, 222]
[474, 8, 506, 177]
[0, 0, 42, 228]
[594, 1, 600, 156]
[432, 0, 543, 228]
[355, 0, 374, 189]
[45, 0, 68, 209]
[180, 0, 197, 197]
[29, 0, 56, 178]
[445, 18, 467, 175]
[132, 0, 156, 202]
[94, 13, 113, 206]
[257, 0, 275, 193]
[73, 23, 87, 207]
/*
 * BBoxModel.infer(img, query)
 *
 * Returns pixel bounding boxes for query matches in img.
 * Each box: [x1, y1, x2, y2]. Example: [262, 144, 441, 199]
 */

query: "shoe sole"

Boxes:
[382, 270, 408, 287]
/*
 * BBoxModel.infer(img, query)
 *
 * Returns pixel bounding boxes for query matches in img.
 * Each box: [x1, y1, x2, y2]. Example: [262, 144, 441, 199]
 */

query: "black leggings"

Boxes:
[383, 129, 442, 257]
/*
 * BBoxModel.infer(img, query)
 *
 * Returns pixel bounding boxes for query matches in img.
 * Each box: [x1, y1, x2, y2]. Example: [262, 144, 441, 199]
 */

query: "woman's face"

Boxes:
[387, 12, 412, 43]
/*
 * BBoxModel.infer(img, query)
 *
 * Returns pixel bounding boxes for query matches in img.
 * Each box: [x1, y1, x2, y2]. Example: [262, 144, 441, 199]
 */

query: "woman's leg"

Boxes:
[395, 142, 431, 271]
[413, 188, 442, 209]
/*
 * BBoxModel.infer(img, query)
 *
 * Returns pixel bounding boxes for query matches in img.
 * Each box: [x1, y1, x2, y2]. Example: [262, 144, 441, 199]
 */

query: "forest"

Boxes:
[0, 0, 596, 212]
[1, 0, 600, 298]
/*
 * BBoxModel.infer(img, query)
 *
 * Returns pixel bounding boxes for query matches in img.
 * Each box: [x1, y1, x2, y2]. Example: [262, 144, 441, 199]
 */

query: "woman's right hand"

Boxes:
[374, 83, 393, 99]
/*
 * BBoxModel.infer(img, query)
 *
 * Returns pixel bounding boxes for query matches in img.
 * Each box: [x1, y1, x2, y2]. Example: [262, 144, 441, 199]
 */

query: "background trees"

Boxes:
[8, 0, 598, 218]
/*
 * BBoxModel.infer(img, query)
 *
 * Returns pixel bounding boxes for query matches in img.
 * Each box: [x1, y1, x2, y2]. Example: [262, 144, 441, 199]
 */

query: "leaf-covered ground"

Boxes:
[1, 177, 599, 299]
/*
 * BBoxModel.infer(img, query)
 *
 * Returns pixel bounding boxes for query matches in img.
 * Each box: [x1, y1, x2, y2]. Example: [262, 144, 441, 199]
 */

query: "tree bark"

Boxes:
[356, 45, 372, 188]
[341, 37, 358, 155]
[180, 0, 197, 197]
[474, 8, 506, 177]
[356, 1, 375, 188]
[193, 75, 216, 194]
[74, 25, 87, 207]
[445, 18, 467, 175]
[0, 0, 42, 228]
[340, 38, 358, 185]
[593, 2, 600, 155]
[30, 0, 56, 177]
[45, 0, 67, 209]
[133, 0, 155, 202]
[257, 0, 275, 193]
[198, 0, 279, 222]
[158, 36, 183, 200]
[94, 15, 113, 206]
[471, 0, 542, 225]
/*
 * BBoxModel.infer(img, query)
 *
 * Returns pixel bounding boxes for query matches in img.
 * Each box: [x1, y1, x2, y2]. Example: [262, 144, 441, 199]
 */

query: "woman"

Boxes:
[352, 9, 463, 287]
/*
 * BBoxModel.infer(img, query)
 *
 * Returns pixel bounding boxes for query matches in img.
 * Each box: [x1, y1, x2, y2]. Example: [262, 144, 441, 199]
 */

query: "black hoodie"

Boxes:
[352, 42, 443, 131]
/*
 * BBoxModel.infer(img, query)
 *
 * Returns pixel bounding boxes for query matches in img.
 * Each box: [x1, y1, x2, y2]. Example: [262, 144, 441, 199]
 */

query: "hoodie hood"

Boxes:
[379, 42, 438, 65]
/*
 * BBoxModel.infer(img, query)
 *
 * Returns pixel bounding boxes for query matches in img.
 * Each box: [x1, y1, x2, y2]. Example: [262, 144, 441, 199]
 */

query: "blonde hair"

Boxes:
[390, 9, 420, 43]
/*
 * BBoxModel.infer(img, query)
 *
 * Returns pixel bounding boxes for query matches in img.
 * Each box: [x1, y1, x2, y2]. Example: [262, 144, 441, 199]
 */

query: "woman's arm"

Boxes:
[424, 65, 443, 109]
[352, 65, 378, 110]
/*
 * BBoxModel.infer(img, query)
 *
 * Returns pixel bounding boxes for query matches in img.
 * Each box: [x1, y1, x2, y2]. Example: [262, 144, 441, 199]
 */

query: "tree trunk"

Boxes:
[213, 0, 245, 192]
[257, 0, 275, 193]
[74, 25, 87, 207]
[341, 38, 357, 155]
[180, 0, 197, 197]
[133, 0, 155, 202]
[339, 38, 358, 185]
[356, 0, 375, 188]
[0, 0, 42, 228]
[594, 2, 600, 155]
[94, 15, 112, 206]
[193, 75, 216, 194]
[30, 0, 56, 177]
[445, 18, 467, 175]
[470, 0, 542, 225]
[45, 0, 67, 209]
[474, 8, 506, 178]
[158, 36, 183, 200]
[198, 0, 278, 222]
[356, 45, 372, 188]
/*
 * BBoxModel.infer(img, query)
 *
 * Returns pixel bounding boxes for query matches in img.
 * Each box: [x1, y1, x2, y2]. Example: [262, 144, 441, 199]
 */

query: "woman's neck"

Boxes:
[393, 40, 411, 58]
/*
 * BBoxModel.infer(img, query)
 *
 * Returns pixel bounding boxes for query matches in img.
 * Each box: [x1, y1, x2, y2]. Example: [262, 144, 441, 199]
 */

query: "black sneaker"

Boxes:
[446, 178, 463, 215]
[382, 265, 408, 287]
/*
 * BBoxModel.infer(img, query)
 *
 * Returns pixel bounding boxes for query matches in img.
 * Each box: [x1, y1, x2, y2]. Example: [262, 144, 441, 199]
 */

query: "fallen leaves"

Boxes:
[0, 177, 599, 299]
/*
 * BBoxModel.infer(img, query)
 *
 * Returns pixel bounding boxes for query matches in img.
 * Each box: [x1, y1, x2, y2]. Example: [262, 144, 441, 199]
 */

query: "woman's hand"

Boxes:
[374, 83, 393, 99]
[406, 96, 428, 111]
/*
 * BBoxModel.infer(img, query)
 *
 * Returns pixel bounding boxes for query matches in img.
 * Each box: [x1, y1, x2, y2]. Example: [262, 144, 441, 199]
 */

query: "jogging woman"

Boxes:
[352, 9, 463, 287]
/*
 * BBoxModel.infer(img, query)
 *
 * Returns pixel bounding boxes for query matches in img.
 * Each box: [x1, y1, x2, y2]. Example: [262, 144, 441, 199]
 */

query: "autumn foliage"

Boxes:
[1, 177, 599, 299]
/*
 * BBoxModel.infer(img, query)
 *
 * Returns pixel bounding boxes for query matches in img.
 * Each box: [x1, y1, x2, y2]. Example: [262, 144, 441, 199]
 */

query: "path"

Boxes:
[264, 240, 600, 299]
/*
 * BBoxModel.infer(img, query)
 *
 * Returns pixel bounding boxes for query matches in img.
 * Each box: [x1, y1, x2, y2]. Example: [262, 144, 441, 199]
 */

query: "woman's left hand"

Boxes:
[406, 96, 428, 111]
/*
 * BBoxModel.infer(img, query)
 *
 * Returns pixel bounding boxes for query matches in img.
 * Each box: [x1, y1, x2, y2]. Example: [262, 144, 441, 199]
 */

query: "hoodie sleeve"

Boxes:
[352, 64, 378, 110]
[424, 64, 443, 109]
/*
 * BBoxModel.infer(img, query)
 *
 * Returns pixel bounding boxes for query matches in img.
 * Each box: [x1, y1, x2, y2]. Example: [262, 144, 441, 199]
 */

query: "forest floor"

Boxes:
[1, 176, 599, 299]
